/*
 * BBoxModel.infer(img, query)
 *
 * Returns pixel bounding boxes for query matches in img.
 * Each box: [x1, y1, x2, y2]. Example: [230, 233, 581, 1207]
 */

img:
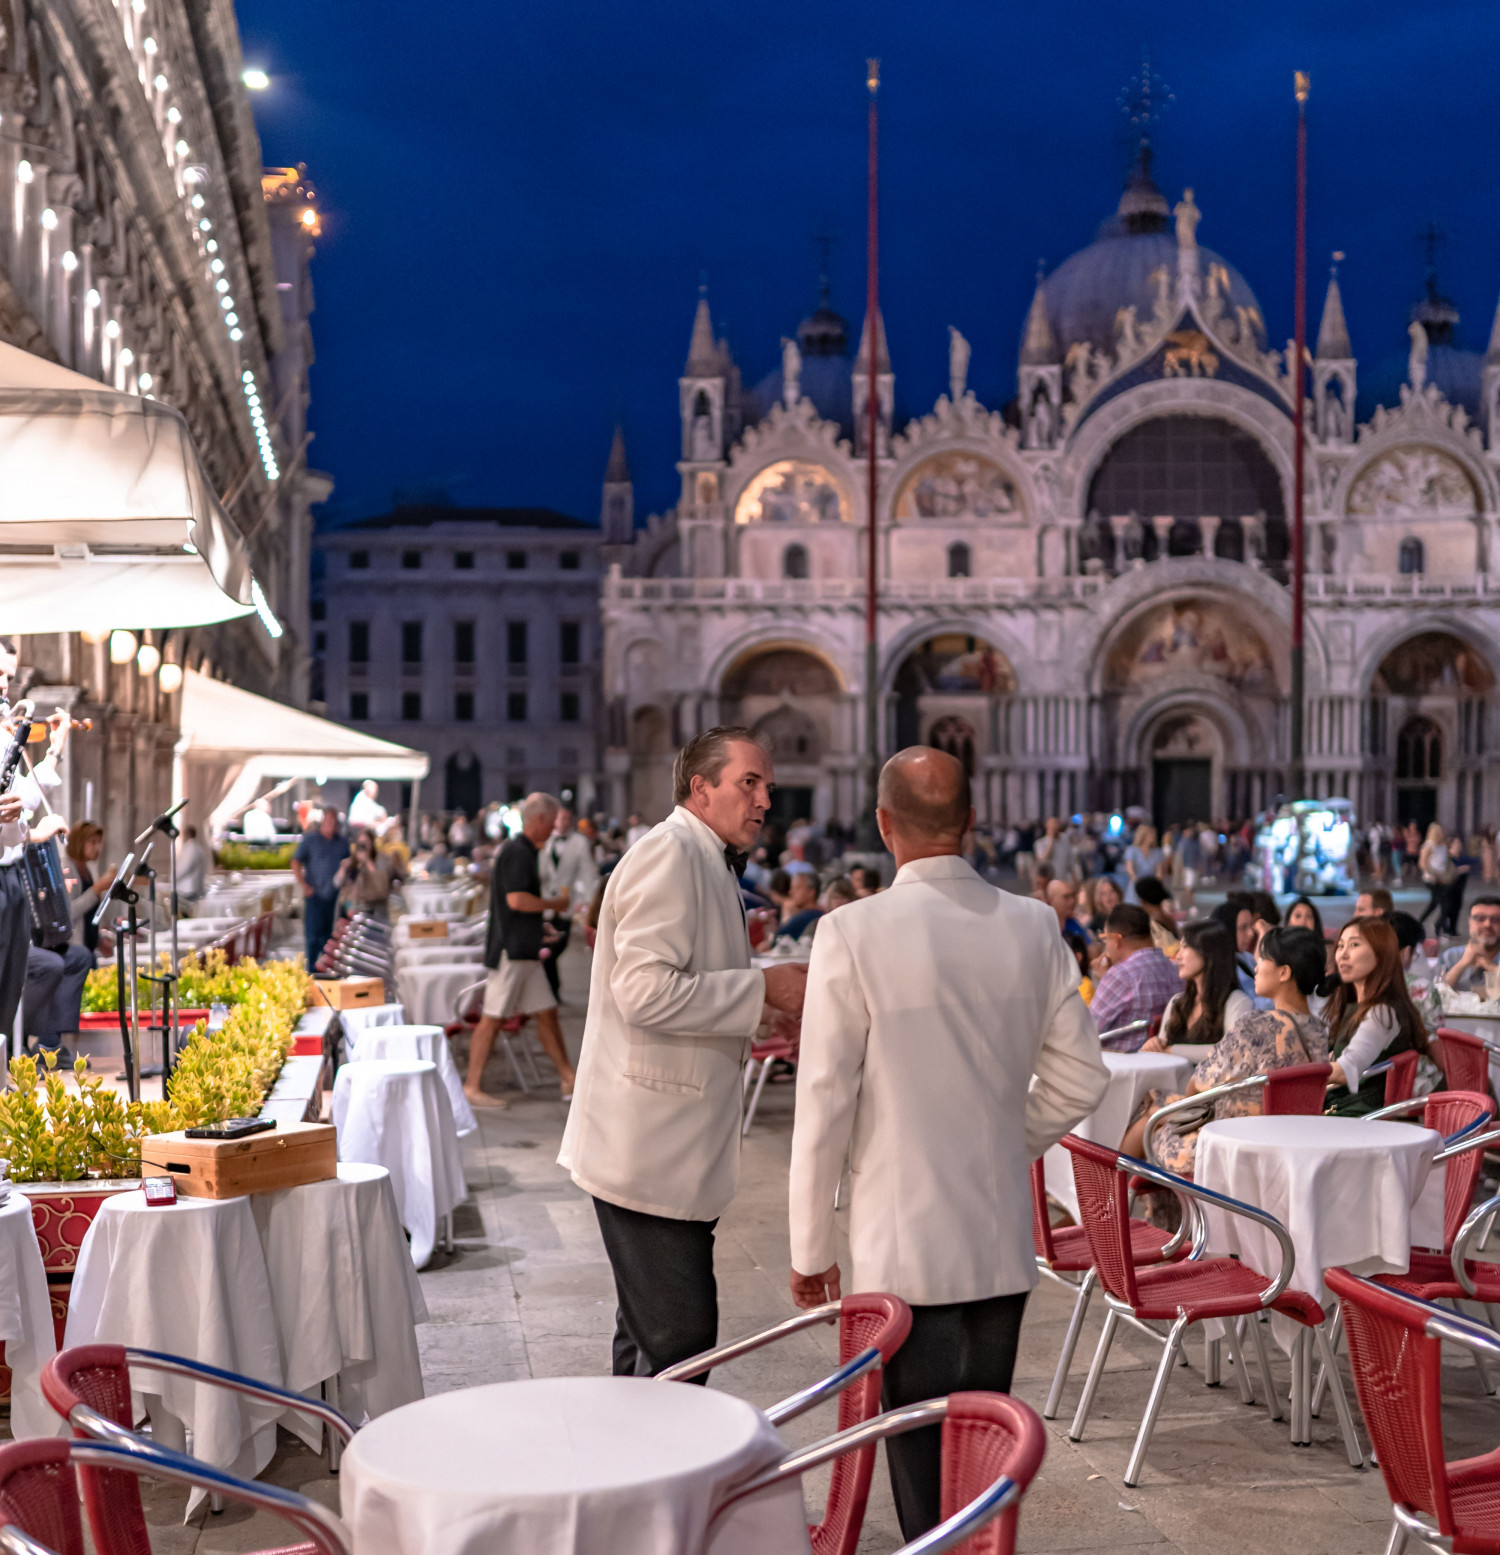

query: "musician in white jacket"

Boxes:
[788, 746, 1109, 1538]
[558, 727, 807, 1377]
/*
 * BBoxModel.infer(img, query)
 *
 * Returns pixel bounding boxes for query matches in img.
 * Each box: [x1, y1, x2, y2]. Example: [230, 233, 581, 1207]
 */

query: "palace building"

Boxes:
[598, 151, 1500, 835]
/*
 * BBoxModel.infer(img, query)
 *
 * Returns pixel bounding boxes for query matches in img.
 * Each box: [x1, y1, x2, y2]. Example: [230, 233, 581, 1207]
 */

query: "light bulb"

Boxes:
[210, 258, 223, 273]
[153, 73, 168, 91]
[174, 139, 189, 158]
[224, 312, 238, 326]
[300, 208, 317, 227]
[143, 35, 157, 54]
[242, 68, 270, 90]
[109, 630, 137, 664]
[85, 288, 100, 308]
[166, 106, 181, 124]
[229, 328, 243, 341]
[157, 662, 183, 694]
[136, 643, 160, 676]
[40, 207, 56, 230]
[118, 347, 134, 366]
[103, 319, 121, 339]
[219, 295, 232, 310]
[138, 372, 153, 390]
[15, 161, 32, 184]
[79, 628, 109, 646]
[60, 250, 77, 272]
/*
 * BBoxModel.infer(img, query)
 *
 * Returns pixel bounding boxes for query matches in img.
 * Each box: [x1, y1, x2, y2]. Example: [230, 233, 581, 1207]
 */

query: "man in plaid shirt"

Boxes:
[1089, 904, 1180, 1049]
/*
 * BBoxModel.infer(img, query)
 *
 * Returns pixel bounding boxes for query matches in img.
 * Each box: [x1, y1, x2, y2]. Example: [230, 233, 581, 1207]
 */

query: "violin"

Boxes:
[0, 700, 92, 792]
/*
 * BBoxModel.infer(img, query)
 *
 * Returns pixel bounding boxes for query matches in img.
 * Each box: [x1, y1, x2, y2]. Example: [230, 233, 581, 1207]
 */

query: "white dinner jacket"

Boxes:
[558, 806, 765, 1221]
[788, 854, 1109, 1306]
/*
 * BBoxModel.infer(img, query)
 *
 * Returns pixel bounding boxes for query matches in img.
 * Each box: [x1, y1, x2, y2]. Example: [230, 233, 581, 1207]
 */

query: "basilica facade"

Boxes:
[599, 155, 1500, 835]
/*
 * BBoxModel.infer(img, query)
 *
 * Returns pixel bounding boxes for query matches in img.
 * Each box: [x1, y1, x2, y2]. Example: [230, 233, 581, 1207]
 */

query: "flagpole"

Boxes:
[1290, 69, 1309, 803]
[859, 58, 882, 848]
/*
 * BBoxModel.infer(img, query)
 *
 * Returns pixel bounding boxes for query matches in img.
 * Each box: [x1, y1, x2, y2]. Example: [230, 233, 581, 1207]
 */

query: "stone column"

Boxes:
[1199, 515, 1221, 560]
[1242, 512, 1266, 568]
[1150, 514, 1173, 560]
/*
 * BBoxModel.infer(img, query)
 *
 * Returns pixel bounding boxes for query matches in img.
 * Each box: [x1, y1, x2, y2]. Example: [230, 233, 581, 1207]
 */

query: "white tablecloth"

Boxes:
[402, 885, 474, 916]
[395, 945, 485, 968]
[250, 1164, 427, 1438]
[349, 1025, 477, 1137]
[398, 963, 485, 1028]
[333, 1060, 466, 1269]
[339, 1003, 408, 1041]
[340, 1376, 810, 1555]
[0, 1193, 58, 1439]
[1043, 1049, 1196, 1218]
[1195, 1114, 1445, 1349]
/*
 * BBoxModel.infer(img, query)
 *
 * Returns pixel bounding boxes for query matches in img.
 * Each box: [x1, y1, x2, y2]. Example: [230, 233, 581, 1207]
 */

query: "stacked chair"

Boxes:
[315, 911, 395, 987]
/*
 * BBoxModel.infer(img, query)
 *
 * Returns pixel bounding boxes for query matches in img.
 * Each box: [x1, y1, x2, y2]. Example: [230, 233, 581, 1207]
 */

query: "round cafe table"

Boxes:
[1194, 1114, 1445, 1351]
[349, 1024, 477, 1137]
[0, 1192, 58, 1440]
[1043, 1049, 1195, 1219]
[339, 1376, 811, 1555]
[398, 962, 485, 1027]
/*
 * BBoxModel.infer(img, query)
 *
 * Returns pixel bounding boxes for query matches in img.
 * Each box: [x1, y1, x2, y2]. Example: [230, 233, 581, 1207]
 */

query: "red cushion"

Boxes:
[1129, 1259, 1325, 1326]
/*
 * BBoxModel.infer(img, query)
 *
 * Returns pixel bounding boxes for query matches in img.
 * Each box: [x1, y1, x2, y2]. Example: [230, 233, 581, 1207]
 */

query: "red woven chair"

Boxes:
[659, 1294, 912, 1555]
[444, 978, 544, 1092]
[711, 1391, 1047, 1555]
[742, 1022, 799, 1135]
[42, 1343, 355, 1548]
[1142, 1062, 1335, 1171]
[1062, 1135, 1363, 1485]
[1325, 1266, 1500, 1555]
[1030, 1156, 1190, 1419]
[1368, 1049, 1419, 1106]
[0, 1436, 350, 1555]
[1436, 1027, 1498, 1099]
[746, 907, 779, 952]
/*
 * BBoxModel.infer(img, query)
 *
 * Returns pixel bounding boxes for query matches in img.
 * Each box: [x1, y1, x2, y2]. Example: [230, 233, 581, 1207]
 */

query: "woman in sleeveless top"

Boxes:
[1323, 915, 1428, 1117]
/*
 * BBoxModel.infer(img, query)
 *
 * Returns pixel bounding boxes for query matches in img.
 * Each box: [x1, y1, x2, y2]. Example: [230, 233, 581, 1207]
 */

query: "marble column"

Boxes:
[1242, 512, 1266, 569]
[1109, 515, 1130, 575]
[1199, 515, 1221, 560]
[1150, 514, 1173, 560]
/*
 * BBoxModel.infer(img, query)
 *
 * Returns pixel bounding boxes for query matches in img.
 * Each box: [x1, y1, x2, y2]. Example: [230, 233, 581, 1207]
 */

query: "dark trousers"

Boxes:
[0, 864, 28, 1060]
[304, 893, 338, 968]
[24, 941, 93, 1045]
[881, 1291, 1030, 1541]
[542, 917, 572, 1000]
[592, 1197, 718, 1379]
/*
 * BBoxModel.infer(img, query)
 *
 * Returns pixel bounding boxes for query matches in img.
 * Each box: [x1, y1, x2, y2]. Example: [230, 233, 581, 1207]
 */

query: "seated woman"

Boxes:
[1324, 915, 1429, 1116]
[1084, 874, 1123, 936]
[1142, 919, 1250, 1052]
[1121, 927, 1329, 1175]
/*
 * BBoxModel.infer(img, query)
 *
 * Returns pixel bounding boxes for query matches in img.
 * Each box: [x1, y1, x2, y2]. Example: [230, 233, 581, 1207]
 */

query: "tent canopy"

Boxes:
[0, 340, 255, 632]
[178, 669, 428, 831]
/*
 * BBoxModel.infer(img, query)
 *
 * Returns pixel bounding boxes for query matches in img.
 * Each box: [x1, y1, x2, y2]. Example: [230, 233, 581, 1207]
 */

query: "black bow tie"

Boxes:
[725, 845, 749, 878]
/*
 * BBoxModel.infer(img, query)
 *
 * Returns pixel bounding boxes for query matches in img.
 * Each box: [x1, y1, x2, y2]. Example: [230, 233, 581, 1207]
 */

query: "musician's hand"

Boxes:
[0, 794, 20, 826]
[28, 815, 66, 843]
[96, 866, 117, 891]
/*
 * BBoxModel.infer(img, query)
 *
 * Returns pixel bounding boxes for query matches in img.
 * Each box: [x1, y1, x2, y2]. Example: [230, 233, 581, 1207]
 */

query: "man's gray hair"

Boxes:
[672, 725, 768, 806]
[521, 792, 561, 823]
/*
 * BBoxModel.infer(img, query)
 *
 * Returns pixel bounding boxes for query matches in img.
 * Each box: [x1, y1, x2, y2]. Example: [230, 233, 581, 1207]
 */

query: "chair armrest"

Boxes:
[1364, 1059, 1394, 1078]
[1121, 1155, 1296, 1306]
[893, 1477, 1021, 1555]
[0, 1527, 57, 1555]
[1450, 1192, 1500, 1296]
[1096, 1019, 1149, 1048]
[124, 1348, 356, 1445]
[1392, 1504, 1453, 1555]
[1433, 1124, 1500, 1161]
[655, 1302, 840, 1383]
[70, 1440, 352, 1555]
[1143, 1076, 1267, 1167]
[1362, 1097, 1427, 1123]
[766, 1346, 880, 1426]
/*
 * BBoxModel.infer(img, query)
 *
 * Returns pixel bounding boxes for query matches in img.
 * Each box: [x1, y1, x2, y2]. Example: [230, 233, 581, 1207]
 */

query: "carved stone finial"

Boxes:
[947, 326, 970, 401]
[781, 336, 801, 406]
[1174, 188, 1200, 250]
[1408, 320, 1428, 392]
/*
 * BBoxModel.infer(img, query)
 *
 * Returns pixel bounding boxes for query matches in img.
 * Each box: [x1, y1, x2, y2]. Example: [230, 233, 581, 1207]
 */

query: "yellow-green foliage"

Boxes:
[1, 955, 305, 1180]
[214, 841, 296, 871]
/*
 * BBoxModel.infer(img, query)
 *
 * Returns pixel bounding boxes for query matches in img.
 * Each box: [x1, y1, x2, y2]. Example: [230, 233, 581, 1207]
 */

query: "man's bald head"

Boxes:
[876, 747, 972, 846]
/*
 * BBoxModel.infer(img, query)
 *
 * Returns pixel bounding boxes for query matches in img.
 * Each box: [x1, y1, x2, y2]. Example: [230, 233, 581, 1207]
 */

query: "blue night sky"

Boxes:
[238, 0, 1500, 530]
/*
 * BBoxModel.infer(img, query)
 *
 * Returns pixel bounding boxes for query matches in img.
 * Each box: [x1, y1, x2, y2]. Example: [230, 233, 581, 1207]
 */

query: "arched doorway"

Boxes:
[627, 705, 672, 821]
[1394, 716, 1441, 830]
[444, 749, 482, 818]
[892, 634, 1014, 752]
[723, 645, 842, 824]
[1147, 714, 1221, 832]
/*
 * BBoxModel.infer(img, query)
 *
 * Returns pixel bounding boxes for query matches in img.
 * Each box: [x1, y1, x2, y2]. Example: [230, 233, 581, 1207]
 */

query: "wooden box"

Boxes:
[141, 1122, 337, 1200]
[406, 920, 448, 940]
[306, 975, 384, 1010]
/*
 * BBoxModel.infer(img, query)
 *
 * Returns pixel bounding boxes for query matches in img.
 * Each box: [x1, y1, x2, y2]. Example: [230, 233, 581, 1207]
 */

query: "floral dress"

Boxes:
[1142, 1008, 1329, 1176]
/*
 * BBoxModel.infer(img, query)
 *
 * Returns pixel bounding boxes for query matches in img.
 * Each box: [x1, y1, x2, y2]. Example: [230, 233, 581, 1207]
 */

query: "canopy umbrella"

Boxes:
[0, 340, 255, 632]
[176, 669, 430, 833]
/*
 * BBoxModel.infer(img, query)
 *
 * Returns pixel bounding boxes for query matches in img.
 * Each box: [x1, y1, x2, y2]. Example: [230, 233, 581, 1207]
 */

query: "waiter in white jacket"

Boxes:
[788, 747, 1108, 1539]
[559, 727, 807, 1377]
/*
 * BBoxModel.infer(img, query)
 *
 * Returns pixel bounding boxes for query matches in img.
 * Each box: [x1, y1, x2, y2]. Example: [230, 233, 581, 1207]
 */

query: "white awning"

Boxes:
[0, 341, 255, 632]
[178, 669, 429, 830]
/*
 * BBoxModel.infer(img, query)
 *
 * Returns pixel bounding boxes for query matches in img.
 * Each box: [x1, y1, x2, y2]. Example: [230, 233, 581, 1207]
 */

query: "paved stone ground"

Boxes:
[20, 934, 1500, 1552]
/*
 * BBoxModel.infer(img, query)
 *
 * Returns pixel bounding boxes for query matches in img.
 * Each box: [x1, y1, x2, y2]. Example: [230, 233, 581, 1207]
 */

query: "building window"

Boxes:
[1399, 537, 1425, 575]
[559, 551, 581, 570]
[349, 692, 369, 721]
[783, 544, 809, 580]
[454, 551, 475, 570]
[401, 691, 422, 722]
[947, 541, 972, 578]
[506, 781, 525, 803]
[349, 621, 369, 663]
[506, 550, 527, 570]
[507, 621, 528, 665]
[401, 621, 423, 665]
[455, 691, 474, 722]
[454, 620, 475, 664]
[560, 621, 581, 665]
[401, 549, 423, 570]
[560, 691, 580, 723]
[311, 599, 326, 621]
[314, 631, 326, 653]
[350, 551, 369, 570]
[1396, 716, 1442, 781]
[507, 691, 527, 722]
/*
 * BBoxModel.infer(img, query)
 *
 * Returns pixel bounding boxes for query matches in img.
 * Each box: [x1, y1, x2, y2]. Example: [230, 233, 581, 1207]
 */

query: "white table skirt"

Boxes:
[339, 1376, 810, 1555]
[250, 1163, 427, 1440]
[398, 963, 485, 1028]
[1195, 1114, 1445, 1350]
[401, 886, 474, 916]
[333, 1060, 466, 1269]
[349, 1025, 477, 1137]
[395, 945, 485, 968]
[0, 1193, 59, 1439]
[339, 1004, 408, 1040]
[1043, 1049, 1196, 1218]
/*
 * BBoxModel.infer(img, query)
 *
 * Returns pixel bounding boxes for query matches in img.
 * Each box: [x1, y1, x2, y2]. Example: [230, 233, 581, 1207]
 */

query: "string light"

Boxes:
[157, 662, 183, 693]
[109, 630, 137, 665]
[250, 579, 283, 637]
[135, 642, 160, 676]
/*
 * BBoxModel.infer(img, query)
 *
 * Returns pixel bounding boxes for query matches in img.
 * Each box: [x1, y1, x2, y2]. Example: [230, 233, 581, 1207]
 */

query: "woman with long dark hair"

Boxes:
[1145, 919, 1249, 1051]
[1324, 915, 1428, 1117]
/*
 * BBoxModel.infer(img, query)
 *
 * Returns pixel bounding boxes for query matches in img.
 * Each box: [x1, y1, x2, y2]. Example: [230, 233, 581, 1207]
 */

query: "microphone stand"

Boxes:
[131, 800, 187, 1086]
[98, 866, 141, 1103]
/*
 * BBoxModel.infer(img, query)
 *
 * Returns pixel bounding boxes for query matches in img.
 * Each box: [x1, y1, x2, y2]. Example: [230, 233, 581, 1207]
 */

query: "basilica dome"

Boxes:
[1035, 156, 1266, 360]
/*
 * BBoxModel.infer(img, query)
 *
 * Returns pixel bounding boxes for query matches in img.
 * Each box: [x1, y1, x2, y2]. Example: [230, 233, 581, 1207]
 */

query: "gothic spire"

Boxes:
[684, 291, 718, 376]
[605, 425, 630, 483]
[1315, 260, 1352, 360]
[854, 306, 889, 372]
[1019, 276, 1059, 365]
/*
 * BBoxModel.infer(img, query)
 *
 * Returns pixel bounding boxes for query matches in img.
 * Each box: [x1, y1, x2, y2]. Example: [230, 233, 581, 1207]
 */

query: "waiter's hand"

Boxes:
[762, 963, 808, 1016]
[790, 1264, 841, 1310]
[0, 794, 21, 826]
[28, 815, 67, 843]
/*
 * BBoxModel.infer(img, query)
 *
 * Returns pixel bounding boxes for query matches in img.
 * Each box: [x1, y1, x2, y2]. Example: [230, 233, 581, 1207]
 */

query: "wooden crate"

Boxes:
[405, 920, 448, 940]
[306, 975, 384, 1010]
[140, 1122, 337, 1200]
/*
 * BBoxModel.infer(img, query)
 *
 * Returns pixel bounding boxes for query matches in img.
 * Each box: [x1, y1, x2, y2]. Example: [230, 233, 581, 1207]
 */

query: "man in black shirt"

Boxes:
[465, 792, 575, 1106]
